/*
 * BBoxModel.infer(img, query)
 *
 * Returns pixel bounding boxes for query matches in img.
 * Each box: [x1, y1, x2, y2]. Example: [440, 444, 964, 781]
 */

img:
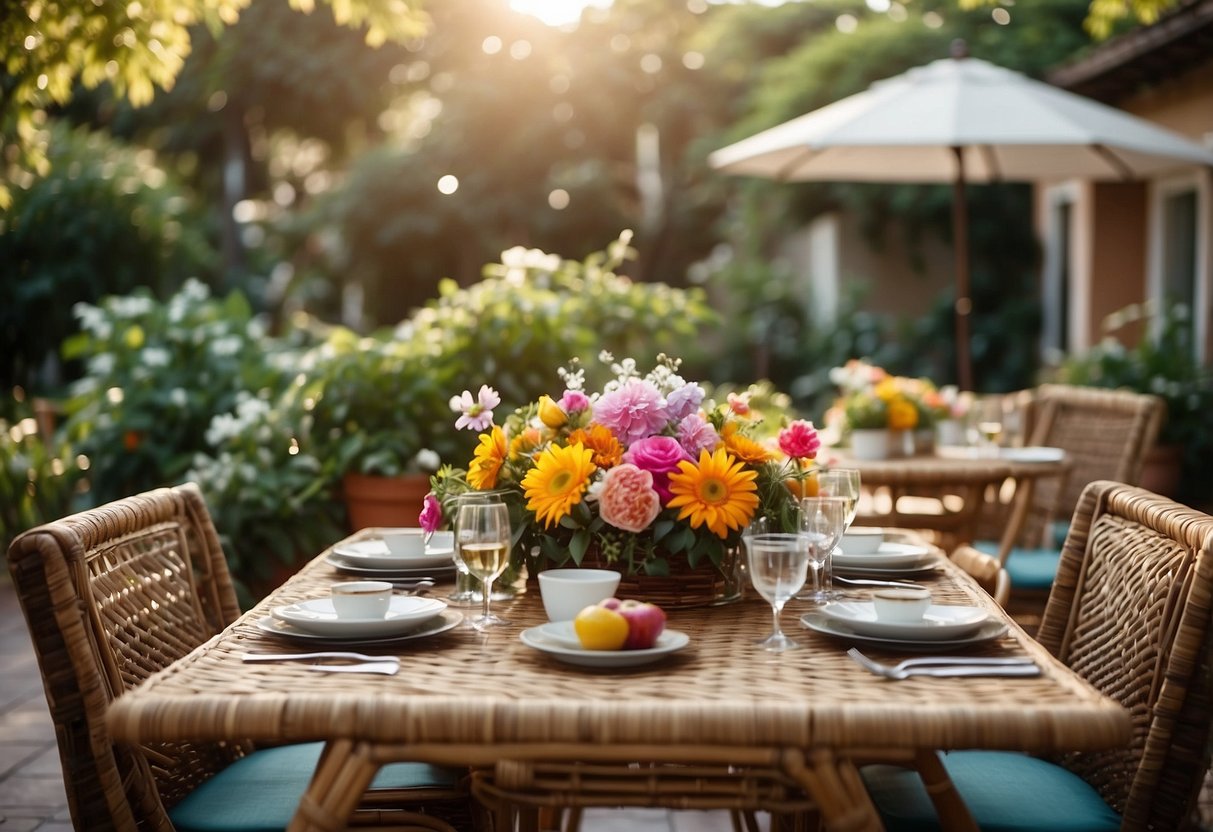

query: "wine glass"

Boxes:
[796, 496, 848, 603]
[815, 469, 861, 598]
[454, 501, 512, 630]
[973, 396, 1004, 457]
[743, 532, 809, 652]
[448, 491, 506, 607]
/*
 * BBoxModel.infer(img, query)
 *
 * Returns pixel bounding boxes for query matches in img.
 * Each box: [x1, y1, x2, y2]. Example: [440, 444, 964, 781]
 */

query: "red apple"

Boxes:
[617, 599, 666, 650]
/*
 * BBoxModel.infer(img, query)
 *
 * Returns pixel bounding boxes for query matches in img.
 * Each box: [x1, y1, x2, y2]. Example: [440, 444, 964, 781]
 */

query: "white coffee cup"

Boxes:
[331, 581, 393, 619]
[537, 569, 622, 621]
[840, 527, 885, 555]
[872, 587, 931, 623]
[381, 529, 426, 558]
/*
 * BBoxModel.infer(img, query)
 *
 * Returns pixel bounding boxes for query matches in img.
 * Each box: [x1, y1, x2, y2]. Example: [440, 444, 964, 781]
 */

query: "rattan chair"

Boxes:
[948, 545, 1009, 607]
[979, 385, 1165, 596]
[864, 480, 1213, 830]
[6, 483, 474, 832]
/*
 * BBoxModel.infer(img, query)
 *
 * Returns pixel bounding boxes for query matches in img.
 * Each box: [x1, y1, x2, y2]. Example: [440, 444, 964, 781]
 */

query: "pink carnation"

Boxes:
[598, 464, 662, 533]
[677, 413, 719, 458]
[778, 420, 821, 460]
[419, 493, 443, 533]
[593, 379, 669, 445]
[624, 435, 691, 504]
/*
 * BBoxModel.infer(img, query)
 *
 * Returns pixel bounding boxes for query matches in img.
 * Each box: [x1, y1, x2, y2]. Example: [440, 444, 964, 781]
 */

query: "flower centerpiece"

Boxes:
[826, 359, 940, 458]
[427, 354, 821, 607]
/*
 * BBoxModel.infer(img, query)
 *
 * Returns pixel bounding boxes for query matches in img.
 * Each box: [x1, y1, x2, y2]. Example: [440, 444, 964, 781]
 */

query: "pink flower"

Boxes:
[598, 464, 661, 533]
[778, 420, 821, 460]
[419, 493, 442, 533]
[727, 392, 751, 416]
[593, 379, 668, 445]
[677, 413, 719, 458]
[450, 385, 501, 432]
[665, 382, 705, 421]
[624, 435, 691, 503]
[560, 390, 591, 414]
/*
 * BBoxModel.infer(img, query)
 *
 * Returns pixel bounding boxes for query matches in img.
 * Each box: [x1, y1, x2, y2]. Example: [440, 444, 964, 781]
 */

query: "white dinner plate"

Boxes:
[999, 446, 1065, 463]
[324, 553, 457, 579]
[832, 561, 940, 579]
[330, 538, 456, 570]
[271, 595, 447, 637]
[254, 608, 463, 645]
[818, 602, 989, 640]
[833, 542, 933, 569]
[800, 611, 1009, 652]
[519, 624, 690, 668]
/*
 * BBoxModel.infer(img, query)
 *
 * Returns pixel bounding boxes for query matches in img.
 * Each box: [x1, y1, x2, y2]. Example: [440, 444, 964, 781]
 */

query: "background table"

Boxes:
[108, 534, 1126, 832]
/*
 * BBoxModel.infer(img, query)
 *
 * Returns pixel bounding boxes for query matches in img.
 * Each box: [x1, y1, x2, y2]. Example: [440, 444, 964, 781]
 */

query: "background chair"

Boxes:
[6, 482, 473, 832]
[979, 385, 1164, 608]
[948, 545, 1009, 607]
[864, 480, 1213, 830]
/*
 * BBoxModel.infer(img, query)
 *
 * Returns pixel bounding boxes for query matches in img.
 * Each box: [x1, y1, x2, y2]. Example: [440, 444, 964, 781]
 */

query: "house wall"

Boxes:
[1117, 62, 1213, 146]
[1089, 182, 1149, 343]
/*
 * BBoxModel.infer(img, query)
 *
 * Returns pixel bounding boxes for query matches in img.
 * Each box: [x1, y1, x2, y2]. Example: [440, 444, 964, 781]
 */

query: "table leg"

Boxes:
[911, 750, 979, 832]
[780, 748, 883, 832]
[289, 739, 380, 832]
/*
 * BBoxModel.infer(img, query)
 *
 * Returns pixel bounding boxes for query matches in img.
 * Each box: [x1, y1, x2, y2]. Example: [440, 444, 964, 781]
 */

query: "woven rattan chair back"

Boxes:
[1036, 480, 1213, 829]
[948, 545, 1010, 607]
[6, 483, 248, 832]
[1012, 384, 1163, 549]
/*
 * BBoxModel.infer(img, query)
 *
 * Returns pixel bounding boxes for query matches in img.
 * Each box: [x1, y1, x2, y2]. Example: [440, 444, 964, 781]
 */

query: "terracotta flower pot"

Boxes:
[341, 472, 432, 531]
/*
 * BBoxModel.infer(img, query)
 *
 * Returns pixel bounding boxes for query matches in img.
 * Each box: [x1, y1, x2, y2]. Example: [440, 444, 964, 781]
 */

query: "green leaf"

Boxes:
[569, 529, 590, 565]
[642, 557, 670, 577]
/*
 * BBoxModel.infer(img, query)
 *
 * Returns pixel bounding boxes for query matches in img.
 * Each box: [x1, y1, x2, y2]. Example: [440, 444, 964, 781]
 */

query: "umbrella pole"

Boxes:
[952, 147, 974, 391]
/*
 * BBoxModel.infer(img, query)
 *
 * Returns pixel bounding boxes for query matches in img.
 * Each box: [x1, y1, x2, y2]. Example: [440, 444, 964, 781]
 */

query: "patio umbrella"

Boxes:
[708, 43, 1213, 390]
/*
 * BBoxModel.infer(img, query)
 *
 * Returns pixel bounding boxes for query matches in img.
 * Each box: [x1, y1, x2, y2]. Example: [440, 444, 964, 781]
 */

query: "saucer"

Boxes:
[519, 624, 690, 668]
[800, 612, 1008, 652]
[818, 602, 989, 640]
[1000, 446, 1065, 463]
[324, 553, 456, 580]
[271, 595, 447, 637]
[833, 542, 933, 569]
[330, 538, 455, 570]
[254, 609, 462, 645]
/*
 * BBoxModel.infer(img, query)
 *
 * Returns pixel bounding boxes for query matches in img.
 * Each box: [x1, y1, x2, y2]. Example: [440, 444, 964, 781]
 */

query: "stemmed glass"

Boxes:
[743, 532, 809, 652]
[453, 501, 512, 630]
[796, 496, 848, 603]
[814, 469, 861, 598]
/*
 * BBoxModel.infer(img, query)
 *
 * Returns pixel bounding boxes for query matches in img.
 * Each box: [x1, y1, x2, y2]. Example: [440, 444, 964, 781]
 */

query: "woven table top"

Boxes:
[830, 451, 1069, 486]
[107, 533, 1128, 758]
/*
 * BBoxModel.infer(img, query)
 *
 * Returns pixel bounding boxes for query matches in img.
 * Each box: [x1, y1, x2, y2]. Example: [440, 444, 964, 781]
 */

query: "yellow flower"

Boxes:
[537, 395, 567, 428]
[509, 426, 544, 461]
[887, 397, 920, 430]
[874, 378, 899, 402]
[720, 422, 773, 464]
[521, 442, 596, 527]
[568, 424, 624, 469]
[468, 426, 507, 490]
[667, 447, 759, 538]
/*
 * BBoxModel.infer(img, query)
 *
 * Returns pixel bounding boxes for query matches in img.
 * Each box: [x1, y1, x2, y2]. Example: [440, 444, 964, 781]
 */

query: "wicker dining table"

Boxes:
[107, 532, 1127, 832]
[834, 448, 1071, 555]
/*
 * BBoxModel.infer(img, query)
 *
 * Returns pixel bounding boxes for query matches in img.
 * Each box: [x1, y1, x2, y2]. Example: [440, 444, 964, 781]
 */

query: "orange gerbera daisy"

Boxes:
[509, 426, 544, 461]
[468, 425, 507, 490]
[667, 447, 759, 538]
[521, 442, 597, 527]
[567, 424, 624, 469]
[720, 422, 773, 465]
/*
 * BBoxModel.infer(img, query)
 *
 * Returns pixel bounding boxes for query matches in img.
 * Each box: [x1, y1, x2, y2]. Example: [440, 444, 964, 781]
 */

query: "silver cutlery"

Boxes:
[847, 648, 1039, 680]
[835, 576, 923, 590]
[390, 579, 435, 593]
[242, 651, 400, 665]
[304, 661, 399, 675]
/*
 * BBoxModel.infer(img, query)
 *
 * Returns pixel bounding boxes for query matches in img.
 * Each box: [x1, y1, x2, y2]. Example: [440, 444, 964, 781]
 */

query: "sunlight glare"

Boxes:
[508, 0, 612, 26]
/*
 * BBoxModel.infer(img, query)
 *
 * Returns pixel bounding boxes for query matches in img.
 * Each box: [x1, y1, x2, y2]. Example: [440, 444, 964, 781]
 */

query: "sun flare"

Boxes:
[508, 0, 612, 26]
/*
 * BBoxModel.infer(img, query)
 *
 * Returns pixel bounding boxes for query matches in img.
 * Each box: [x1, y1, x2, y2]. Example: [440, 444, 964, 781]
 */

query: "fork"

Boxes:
[242, 651, 400, 664]
[847, 647, 1039, 679]
[835, 576, 923, 590]
[304, 661, 399, 675]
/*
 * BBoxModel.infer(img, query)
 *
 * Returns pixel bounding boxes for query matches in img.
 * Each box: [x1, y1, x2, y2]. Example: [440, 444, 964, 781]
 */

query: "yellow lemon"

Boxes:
[573, 605, 629, 651]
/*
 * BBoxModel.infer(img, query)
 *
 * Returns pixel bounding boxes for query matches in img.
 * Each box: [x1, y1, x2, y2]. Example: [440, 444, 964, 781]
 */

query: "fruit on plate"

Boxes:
[573, 604, 629, 650]
[599, 598, 667, 650]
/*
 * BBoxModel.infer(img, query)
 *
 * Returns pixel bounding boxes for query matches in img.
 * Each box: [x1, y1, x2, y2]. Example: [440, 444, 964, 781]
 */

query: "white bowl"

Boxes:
[537, 569, 622, 621]
[381, 529, 426, 557]
[840, 527, 885, 555]
[330, 580, 393, 619]
[871, 587, 931, 623]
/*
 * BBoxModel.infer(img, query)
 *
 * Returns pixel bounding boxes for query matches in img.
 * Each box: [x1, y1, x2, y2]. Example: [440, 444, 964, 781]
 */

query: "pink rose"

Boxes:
[598, 464, 662, 533]
[778, 420, 821, 460]
[624, 435, 691, 503]
[419, 493, 443, 533]
[560, 390, 591, 414]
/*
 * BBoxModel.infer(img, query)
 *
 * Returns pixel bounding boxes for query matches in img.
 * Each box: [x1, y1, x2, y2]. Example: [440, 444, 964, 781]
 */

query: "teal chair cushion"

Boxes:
[862, 750, 1121, 832]
[170, 742, 462, 832]
[973, 541, 1061, 590]
[1051, 520, 1071, 548]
